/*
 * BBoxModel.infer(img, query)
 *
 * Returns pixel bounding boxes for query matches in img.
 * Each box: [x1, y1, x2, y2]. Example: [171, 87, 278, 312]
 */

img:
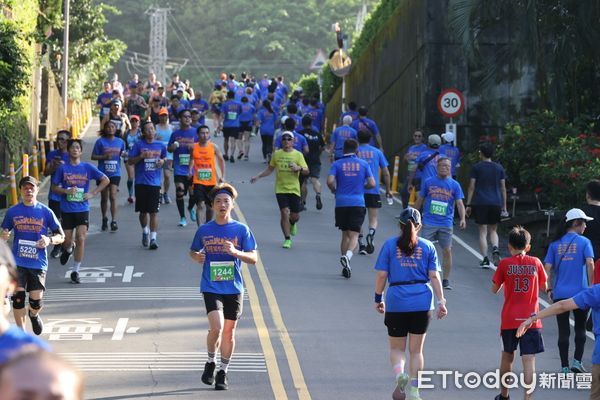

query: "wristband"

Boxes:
[437, 299, 446, 305]
[374, 293, 383, 303]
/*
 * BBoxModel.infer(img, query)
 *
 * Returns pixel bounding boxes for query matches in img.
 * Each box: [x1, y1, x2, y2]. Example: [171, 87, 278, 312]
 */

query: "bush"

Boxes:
[292, 73, 320, 100]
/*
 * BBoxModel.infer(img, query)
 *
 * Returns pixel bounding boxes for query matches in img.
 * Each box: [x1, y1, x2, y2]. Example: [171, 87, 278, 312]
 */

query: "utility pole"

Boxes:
[61, 0, 69, 111]
[146, 7, 169, 86]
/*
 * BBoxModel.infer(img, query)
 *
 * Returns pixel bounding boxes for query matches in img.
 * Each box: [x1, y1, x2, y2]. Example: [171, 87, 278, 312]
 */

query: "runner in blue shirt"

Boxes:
[414, 157, 466, 290]
[91, 120, 126, 232]
[401, 130, 428, 207]
[190, 94, 210, 125]
[374, 207, 446, 400]
[409, 135, 442, 193]
[96, 81, 113, 126]
[327, 139, 375, 278]
[129, 121, 167, 250]
[220, 91, 243, 163]
[274, 118, 309, 154]
[256, 100, 278, 163]
[544, 208, 595, 374]
[168, 96, 185, 129]
[351, 106, 383, 150]
[190, 183, 257, 391]
[52, 139, 108, 284]
[123, 115, 143, 204]
[237, 97, 256, 161]
[356, 130, 392, 255]
[329, 116, 358, 160]
[439, 132, 461, 178]
[1, 177, 64, 335]
[44, 130, 71, 259]
[155, 109, 173, 205]
[339, 101, 359, 124]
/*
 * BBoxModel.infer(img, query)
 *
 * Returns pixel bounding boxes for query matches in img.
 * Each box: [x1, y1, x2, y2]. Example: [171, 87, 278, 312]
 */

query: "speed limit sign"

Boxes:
[437, 88, 465, 118]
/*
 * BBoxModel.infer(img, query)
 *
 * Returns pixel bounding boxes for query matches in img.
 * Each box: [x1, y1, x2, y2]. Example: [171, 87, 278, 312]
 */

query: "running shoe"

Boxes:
[28, 311, 43, 335]
[201, 362, 216, 385]
[164, 193, 171, 204]
[366, 233, 375, 254]
[290, 223, 298, 236]
[142, 232, 149, 247]
[494, 395, 510, 400]
[359, 244, 367, 255]
[341, 256, 351, 278]
[480, 256, 491, 269]
[60, 246, 73, 266]
[159, 193, 164, 204]
[492, 246, 500, 265]
[215, 370, 228, 390]
[110, 221, 118, 232]
[230, 156, 235, 164]
[149, 239, 159, 250]
[406, 385, 422, 400]
[179, 217, 187, 227]
[561, 366, 571, 374]
[190, 208, 197, 222]
[101, 217, 108, 231]
[392, 373, 410, 400]
[50, 245, 63, 259]
[243, 156, 249, 161]
[442, 279, 452, 290]
[571, 359, 587, 373]
[70, 271, 80, 284]
[237, 152, 244, 160]
[316, 194, 322, 210]
[301, 202, 307, 211]
[282, 239, 292, 249]
[127, 196, 134, 204]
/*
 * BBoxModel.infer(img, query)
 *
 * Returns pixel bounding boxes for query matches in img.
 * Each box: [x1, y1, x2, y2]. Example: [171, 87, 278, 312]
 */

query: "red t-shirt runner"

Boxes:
[492, 253, 547, 330]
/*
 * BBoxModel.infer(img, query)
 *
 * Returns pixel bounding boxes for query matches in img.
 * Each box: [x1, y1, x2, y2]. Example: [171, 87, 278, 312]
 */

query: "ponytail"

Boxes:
[396, 221, 418, 256]
[263, 99, 274, 114]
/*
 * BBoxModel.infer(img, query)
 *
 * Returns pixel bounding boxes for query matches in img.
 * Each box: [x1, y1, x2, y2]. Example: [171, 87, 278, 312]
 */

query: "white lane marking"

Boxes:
[44, 287, 249, 301]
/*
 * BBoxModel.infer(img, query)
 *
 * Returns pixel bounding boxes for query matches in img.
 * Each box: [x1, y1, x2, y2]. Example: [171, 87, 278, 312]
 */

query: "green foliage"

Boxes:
[0, 18, 31, 109]
[48, 0, 126, 100]
[496, 111, 600, 209]
[0, 110, 29, 161]
[292, 73, 320, 100]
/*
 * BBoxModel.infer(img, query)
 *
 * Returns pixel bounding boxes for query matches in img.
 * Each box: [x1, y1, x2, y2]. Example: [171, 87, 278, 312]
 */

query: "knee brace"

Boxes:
[12, 291, 26, 309]
[29, 298, 42, 310]
[176, 187, 186, 198]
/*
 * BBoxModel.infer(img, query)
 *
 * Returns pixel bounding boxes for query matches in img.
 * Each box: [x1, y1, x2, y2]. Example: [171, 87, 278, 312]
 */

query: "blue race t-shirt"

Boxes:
[419, 176, 464, 228]
[239, 103, 256, 123]
[328, 155, 374, 207]
[405, 144, 428, 175]
[339, 110, 359, 123]
[330, 126, 358, 159]
[168, 127, 197, 176]
[573, 286, 600, 364]
[92, 136, 126, 178]
[190, 99, 209, 124]
[351, 117, 380, 146]
[190, 220, 257, 295]
[96, 92, 113, 118]
[415, 149, 440, 181]
[0, 325, 51, 363]
[544, 232, 594, 299]
[257, 108, 277, 136]
[221, 100, 243, 128]
[374, 237, 438, 312]
[46, 150, 70, 202]
[357, 144, 388, 195]
[274, 133, 308, 153]
[129, 139, 167, 187]
[307, 106, 323, 132]
[439, 144, 461, 176]
[1, 202, 61, 270]
[470, 161, 506, 206]
[52, 162, 106, 213]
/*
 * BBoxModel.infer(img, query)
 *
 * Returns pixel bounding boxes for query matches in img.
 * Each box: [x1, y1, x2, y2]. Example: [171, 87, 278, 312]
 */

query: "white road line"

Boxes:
[44, 287, 249, 302]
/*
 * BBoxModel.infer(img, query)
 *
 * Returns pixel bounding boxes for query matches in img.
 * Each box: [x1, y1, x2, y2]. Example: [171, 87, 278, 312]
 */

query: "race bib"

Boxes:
[66, 188, 85, 202]
[18, 239, 38, 260]
[144, 158, 157, 171]
[227, 111, 237, 120]
[429, 200, 448, 216]
[102, 107, 110, 115]
[210, 261, 235, 281]
[197, 168, 212, 181]
[104, 160, 117, 173]
[179, 153, 190, 166]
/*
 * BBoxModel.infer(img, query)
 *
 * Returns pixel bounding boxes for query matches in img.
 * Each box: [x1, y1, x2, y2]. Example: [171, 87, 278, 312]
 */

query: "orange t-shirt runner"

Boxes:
[191, 142, 218, 186]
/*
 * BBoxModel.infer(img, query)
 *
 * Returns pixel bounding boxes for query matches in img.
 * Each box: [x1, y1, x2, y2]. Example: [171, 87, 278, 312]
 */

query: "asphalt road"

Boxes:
[32, 121, 592, 399]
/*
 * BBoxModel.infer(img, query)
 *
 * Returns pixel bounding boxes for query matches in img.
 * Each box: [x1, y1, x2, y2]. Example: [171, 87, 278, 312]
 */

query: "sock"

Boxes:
[358, 234, 364, 245]
[220, 357, 230, 373]
[176, 198, 185, 218]
[393, 363, 404, 380]
[127, 180, 133, 196]
[285, 236, 290, 240]
[150, 232, 157, 241]
[72, 261, 81, 273]
[346, 250, 353, 260]
[369, 228, 376, 237]
[207, 352, 216, 364]
[142, 226, 150, 234]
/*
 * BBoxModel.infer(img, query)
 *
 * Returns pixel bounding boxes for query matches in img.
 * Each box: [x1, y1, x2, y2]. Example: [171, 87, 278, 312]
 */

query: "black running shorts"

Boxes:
[335, 206, 366, 232]
[385, 311, 431, 337]
[135, 184, 161, 213]
[203, 292, 243, 321]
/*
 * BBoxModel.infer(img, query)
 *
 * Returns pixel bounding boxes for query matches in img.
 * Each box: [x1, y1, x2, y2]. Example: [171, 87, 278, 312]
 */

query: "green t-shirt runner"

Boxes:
[269, 149, 308, 196]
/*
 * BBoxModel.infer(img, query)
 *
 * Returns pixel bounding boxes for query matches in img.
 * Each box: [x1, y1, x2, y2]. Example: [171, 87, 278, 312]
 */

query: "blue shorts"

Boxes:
[501, 328, 544, 356]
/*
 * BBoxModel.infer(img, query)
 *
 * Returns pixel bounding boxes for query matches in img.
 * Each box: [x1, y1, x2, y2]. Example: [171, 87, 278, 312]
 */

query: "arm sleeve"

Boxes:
[242, 226, 258, 252]
[190, 227, 203, 251]
[584, 238, 595, 259]
[573, 286, 600, 309]
[544, 243, 556, 265]
[92, 139, 103, 156]
[1, 210, 13, 231]
[378, 150, 389, 168]
[427, 242, 438, 272]
[492, 262, 504, 285]
[47, 208, 61, 232]
[51, 165, 63, 186]
[374, 241, 391, 272]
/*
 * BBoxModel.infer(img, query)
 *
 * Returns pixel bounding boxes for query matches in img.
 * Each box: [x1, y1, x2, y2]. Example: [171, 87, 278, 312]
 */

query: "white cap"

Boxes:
[342, 115, 353, 125]
[565, 208, 594, 222]
[281, 130, 294, 139]
[280, 116, 289, 124]
[441, 132, 455, 143]
[428, 134, 441, 146]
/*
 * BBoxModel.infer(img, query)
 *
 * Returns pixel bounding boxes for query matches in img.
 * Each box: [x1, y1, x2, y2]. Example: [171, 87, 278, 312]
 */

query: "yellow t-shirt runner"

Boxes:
[270, 149, 308, 196]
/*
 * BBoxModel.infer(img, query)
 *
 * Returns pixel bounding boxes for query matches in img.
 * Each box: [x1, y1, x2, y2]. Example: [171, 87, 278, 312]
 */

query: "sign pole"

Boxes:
[341, 76, 346, 112]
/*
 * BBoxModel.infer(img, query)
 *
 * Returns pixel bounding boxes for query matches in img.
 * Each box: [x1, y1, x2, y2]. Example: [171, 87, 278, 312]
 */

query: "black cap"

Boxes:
[396, 207, 421, 225]
[19, 176, 39, 188]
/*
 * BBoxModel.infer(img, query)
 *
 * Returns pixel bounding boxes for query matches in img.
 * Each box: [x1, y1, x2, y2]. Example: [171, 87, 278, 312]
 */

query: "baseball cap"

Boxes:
[130, 115, 140, 121]
[565, 208, 594, 222]
[19, 176, 39, 188]
[396, 207, 421, 225]
[111, 99, 122, 106]
[441, 132, 455, 143]
[158, 107, 168, 116]
[428, 134, 441, 146]
[280, 115, 289, 124]
[281, 131, 294, 139]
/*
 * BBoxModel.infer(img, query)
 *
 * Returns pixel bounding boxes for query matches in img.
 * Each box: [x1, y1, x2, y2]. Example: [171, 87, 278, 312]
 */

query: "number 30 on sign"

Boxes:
[437, 88, 465, 118]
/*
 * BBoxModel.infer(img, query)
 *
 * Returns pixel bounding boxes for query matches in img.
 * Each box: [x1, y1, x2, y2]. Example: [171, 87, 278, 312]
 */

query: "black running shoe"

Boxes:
[110, 221, 118, 232]
[492, 247, 500, 266]
[215, 370, 228, 390]
[149, 239, 158, 250]
[60, 246, 73, 265]
[316, 194, 322, 210]
[237, 152, 244, 160]
[201, 361, 216, 385]
[340, 256, 351, 278]
[366, 233, 375, 254]
[494, 394, 510, 400]
[70, 271, 80, 284]
[101, 217, 108, 231]
[50, 245, 63, 259]
[442, 279, 453, 290]
[359, 244, 367, 255]
[230, 156, 235, 164]
[29, 312, 43, 335]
